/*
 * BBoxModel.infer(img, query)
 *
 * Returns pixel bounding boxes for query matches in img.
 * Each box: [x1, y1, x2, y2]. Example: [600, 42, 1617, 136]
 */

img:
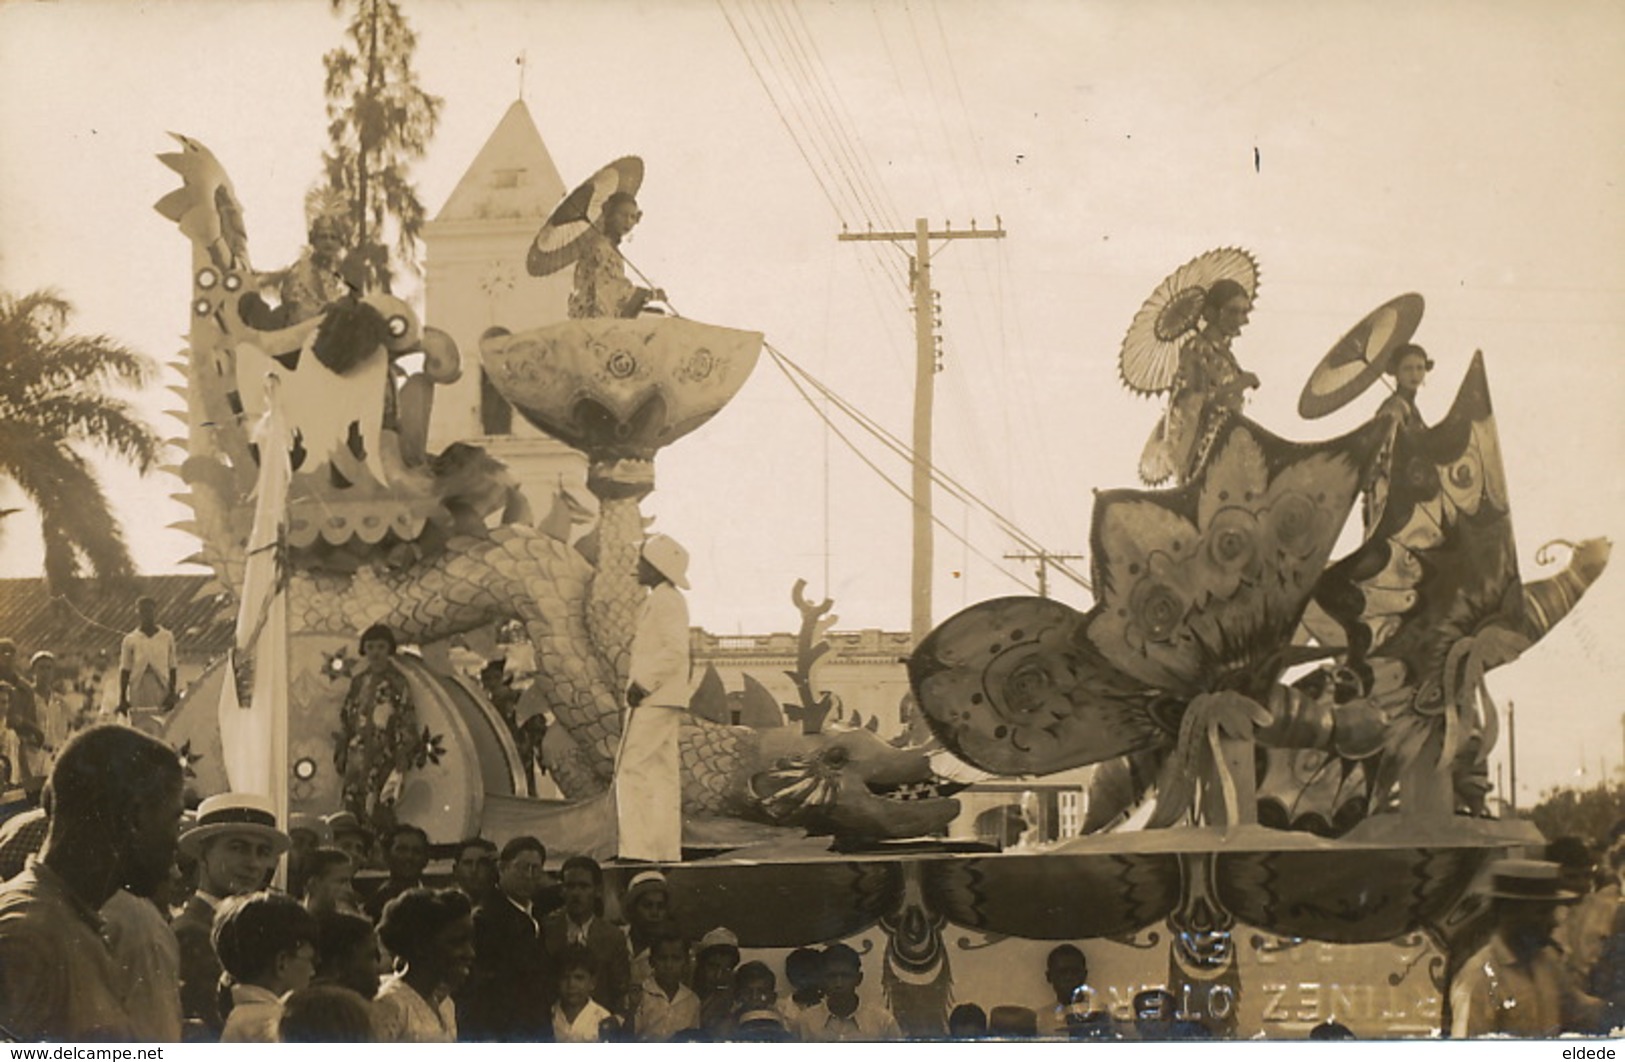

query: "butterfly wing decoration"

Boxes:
[909, 415, 1391, 780]
[908, 596, 1166, 777]
[1314, 353, 1513, 676]
[1311, 352, 1608, 808]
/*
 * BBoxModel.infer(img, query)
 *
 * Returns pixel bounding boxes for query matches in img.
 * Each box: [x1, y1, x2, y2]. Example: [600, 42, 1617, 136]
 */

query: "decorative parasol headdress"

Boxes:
[1119, 247, 1260, 397]
[527, 156, 644, 278]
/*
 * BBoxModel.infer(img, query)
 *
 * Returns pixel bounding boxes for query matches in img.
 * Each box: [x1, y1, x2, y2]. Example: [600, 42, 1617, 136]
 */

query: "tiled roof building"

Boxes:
[0, 575, 234, 662]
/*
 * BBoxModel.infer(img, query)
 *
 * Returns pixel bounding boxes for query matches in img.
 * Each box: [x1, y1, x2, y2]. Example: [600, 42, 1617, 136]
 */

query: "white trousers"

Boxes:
[615, 704, 682, 861]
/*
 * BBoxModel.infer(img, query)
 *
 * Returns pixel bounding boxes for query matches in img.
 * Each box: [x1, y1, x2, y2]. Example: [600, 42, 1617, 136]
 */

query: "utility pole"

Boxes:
[839, 218, 1005, 646]
[1508, 700, 1518, 814]
[1005, 549, 1085, 599]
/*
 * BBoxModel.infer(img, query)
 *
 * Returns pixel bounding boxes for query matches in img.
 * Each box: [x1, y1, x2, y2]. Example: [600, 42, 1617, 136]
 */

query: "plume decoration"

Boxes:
[304, 186, 352, 238]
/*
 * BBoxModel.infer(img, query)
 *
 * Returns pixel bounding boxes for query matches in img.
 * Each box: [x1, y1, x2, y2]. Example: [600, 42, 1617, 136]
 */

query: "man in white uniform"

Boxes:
[616, 535, 692, 862]
[117, 597, 178, 735]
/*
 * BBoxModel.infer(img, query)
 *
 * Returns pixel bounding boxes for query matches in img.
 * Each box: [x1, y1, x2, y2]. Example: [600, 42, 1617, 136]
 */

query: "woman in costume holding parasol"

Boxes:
[1121, 249, 1261, 486]
[1296, 293, 1431, 527]
[528, 158, 666, 319]
[1373, 343, 1433, 435]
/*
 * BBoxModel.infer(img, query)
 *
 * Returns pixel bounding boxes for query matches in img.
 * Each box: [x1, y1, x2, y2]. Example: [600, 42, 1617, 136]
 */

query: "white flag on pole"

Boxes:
[220, 372, 291, 811]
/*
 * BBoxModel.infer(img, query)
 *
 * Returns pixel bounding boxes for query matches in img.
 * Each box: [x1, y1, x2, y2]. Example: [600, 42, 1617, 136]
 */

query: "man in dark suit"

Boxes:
[173, 792, 289, 1041]
[362, 822, 429, 922]
[458, 835, 554, 1041]
[542, 855, 631, 1019]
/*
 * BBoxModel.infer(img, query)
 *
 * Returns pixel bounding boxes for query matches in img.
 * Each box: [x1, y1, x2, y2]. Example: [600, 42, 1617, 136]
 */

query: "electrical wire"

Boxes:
[770, 344, 1092, 592]
[767, 343, 1041, 596]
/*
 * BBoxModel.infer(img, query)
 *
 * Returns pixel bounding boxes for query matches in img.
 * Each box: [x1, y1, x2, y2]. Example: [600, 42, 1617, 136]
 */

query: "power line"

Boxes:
[719, 0, 908, 309]
[768, 343, 1039, 596]
[772, 340, 1092, 594]
[717, 0, 851, 225]
[789, 0, 905, 227]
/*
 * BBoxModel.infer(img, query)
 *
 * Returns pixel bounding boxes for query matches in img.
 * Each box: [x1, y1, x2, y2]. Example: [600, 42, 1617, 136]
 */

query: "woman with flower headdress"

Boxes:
[280, 222, 349, 323]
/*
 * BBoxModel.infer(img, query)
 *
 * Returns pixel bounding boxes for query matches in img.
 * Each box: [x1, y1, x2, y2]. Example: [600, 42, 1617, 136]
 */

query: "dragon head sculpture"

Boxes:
[748, 727, 963, 841]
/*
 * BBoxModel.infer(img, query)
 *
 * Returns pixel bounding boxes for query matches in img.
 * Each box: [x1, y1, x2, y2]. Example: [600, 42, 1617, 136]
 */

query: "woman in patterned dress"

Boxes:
[334, 624, 420, 833]
[1162, 278, 1261, 484]
[566, 193, 665, 319]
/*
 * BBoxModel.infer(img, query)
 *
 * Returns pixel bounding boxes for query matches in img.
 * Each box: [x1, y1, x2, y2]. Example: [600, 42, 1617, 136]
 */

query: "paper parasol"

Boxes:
[526, 156, 644, 278]
[1118, 247, 1259, 397]
[1297, 293, 1425, 419]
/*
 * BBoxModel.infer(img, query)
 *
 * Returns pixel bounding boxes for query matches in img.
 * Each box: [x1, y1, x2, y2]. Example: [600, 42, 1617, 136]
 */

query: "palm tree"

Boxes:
[0, 288, 161, 593]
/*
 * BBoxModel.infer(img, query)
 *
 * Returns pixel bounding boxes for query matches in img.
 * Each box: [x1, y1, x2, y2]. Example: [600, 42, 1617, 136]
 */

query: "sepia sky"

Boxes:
[1, 0, 1622, 802]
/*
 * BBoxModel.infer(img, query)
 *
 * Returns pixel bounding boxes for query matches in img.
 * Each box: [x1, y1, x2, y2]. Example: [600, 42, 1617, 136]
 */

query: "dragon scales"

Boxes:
[157, 134, 961, 843]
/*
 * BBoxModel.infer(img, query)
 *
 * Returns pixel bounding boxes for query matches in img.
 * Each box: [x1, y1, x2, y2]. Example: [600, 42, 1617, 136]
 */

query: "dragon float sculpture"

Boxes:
[153, 135, 959, 851]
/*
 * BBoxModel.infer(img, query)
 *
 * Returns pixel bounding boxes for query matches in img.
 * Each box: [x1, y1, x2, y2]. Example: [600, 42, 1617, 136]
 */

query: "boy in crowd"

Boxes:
[301, 847, 361, 916]
[782, 946, 825, 1026]
[634, 924, 700, 1041]
[693, 926, 742, 1035]
[730, 960, 795, 1041]
[553, 943, 617, 1042]
[623, 869, 671, 985]
[1044, 943, 1112, 1037]
[543, 854, 631, 1016]
[213, 891, 320, 1042]
[796, 942, 901, 1042]
[948, 1003, 988, 1039]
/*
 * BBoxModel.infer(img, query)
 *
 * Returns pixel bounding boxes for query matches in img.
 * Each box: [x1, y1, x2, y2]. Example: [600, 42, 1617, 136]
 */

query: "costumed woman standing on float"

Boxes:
[335, 623, 422, 833]
[1120, 248, 1262, 487]
[1155, 279, 1261, 485]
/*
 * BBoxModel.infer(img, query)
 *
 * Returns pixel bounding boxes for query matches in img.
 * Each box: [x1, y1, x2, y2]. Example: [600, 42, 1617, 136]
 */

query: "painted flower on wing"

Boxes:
[1264, 491, 1323, 562]
[1200, 506, 1263, 600]
[1126, 555, 1191, 654]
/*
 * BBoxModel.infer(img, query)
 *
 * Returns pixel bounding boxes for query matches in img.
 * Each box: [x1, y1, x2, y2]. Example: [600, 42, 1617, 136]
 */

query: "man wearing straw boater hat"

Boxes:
[172, 792, 290, 1039]
[1450, 858, 1612, 1037]
[617, 534, 692, 863]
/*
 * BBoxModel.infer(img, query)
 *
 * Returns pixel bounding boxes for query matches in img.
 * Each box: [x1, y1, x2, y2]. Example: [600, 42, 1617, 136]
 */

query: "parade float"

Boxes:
[150, 128, 1610, 1037]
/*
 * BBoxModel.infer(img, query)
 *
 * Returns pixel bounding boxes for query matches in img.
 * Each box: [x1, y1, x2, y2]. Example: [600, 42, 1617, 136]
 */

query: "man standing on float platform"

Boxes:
[617, 535, 692, 863]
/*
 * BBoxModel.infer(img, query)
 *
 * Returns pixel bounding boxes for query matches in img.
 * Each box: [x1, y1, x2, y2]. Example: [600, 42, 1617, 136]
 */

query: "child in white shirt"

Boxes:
[635, 929, 700, 1041]
[553, 944, 616, 1042]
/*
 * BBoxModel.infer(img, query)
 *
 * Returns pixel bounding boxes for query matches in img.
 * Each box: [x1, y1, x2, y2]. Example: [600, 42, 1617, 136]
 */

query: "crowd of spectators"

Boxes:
[0, 724, 1253, 1043]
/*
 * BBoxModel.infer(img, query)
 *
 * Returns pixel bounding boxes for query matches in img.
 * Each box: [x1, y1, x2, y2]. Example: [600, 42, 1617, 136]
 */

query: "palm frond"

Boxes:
[17, 393, 162, 471]
[0, 428, 135, 590]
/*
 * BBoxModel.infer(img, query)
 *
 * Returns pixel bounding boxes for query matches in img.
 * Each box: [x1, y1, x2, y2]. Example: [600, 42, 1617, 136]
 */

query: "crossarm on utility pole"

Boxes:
[838, 218, 1006, 648]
